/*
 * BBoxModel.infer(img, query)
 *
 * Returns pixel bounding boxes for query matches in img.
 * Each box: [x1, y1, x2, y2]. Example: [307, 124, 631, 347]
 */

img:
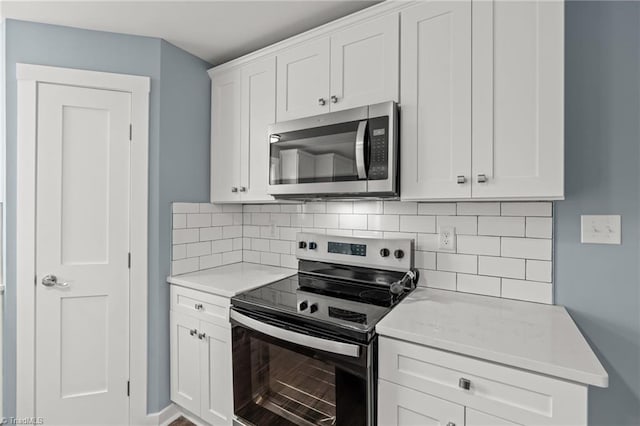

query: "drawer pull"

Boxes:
[458, 377, 471, 390]
[447, 423, 456, 426]
[198, 332, 207, 340]
[194, 303, 203, 311]
[189, 328, 197, 337]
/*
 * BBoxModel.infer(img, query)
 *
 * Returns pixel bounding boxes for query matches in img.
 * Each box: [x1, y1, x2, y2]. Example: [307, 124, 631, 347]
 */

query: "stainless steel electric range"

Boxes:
[230, 233, 418, 426]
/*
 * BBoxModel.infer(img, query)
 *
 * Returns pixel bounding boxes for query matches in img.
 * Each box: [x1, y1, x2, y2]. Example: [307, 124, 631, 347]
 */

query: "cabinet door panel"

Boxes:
[378, 380, 465, 426]
[170, 311, 201, 415]
[330, 13, 399, 111]
[241, 57, 276, 202]
[200, 322, 233, 426]
[211, 69, 242, 202]
[472, 0, 564, 198]
[400, 1, 472, 200]
[276, 37, 330, 121]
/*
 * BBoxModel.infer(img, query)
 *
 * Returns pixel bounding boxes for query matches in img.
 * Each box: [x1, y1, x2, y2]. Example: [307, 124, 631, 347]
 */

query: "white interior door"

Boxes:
[35, 83, 131, 425]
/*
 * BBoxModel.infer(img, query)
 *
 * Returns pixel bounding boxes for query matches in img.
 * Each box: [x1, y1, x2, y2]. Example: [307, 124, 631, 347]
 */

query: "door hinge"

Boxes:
[129, 124, 132, 141]
[127, 380, 130, 397]
[128, 252, 131, 269]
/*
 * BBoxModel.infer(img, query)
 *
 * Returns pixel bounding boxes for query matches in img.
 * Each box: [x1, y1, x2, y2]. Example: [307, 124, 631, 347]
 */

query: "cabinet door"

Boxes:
[378, 380, 465, 426]
[199, 322, 233, 426]
[170, 311, 201, 415]
[240, 57, 276, 202]
[472, 0, 564, 199]
[400, 1, 472, 200]
[211, 68, 242, 202]
[276, 37, 330, 121]
[466, 408, 519, 426]
[329, 13, 399, 111]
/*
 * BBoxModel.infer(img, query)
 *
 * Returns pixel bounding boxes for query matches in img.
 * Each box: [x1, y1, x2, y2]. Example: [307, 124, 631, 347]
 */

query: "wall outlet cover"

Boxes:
[581, 215, 621, 245]
[438, 226, 456, 251]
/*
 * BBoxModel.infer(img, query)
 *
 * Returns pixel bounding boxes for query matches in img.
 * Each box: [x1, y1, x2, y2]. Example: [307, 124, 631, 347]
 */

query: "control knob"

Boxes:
[394, 249, 404, 259]
[380, 248, 390, 257]
[298, 241, 307, 249]
[299, 301, 308, 311]
[309, 303, 318, 314]
[309, 242, 318, 250]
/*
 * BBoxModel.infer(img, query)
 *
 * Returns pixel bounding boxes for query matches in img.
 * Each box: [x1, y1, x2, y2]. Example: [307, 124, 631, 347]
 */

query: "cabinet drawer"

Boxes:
[170, 285, 230, 328]
[379, 337, 587, 425]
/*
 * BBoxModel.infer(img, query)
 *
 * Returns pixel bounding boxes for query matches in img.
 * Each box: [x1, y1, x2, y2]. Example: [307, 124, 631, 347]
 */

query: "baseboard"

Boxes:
[147, 403, 181, 426]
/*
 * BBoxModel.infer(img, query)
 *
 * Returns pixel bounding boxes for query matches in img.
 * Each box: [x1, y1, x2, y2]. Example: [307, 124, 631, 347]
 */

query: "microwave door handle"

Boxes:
[355, 120, 368, 179]
[230, 310, 360, 358]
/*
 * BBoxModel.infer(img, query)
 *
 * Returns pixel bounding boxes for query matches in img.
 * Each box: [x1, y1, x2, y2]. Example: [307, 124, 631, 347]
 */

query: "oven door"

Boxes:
[230, 309, 374, 426]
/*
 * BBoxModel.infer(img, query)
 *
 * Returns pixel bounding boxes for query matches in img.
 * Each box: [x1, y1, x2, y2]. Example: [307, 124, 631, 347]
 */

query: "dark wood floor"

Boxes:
[169, 417, 195, 426]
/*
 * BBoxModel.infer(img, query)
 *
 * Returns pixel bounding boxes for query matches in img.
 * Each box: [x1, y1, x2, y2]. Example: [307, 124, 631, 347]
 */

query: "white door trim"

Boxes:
[16, 63, 150, 425]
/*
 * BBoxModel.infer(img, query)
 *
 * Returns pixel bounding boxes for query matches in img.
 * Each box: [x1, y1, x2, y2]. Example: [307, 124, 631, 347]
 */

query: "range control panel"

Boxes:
[296, 232, 414, 272]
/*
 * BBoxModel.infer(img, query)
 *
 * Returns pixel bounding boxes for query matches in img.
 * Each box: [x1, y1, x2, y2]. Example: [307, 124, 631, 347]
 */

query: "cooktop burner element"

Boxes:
[231, 232, 417, 343]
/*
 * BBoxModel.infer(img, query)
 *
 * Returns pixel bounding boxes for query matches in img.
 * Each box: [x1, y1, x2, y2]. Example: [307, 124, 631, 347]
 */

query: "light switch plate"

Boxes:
[581, 215, 621, 245]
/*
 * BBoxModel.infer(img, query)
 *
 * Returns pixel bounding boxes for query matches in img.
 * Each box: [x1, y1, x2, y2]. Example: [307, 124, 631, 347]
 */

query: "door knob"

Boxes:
[330, 95, 338, 104]
[42, 274, 69, 288]
[318, 98, 326, 106]
[477, 174, 488, 183]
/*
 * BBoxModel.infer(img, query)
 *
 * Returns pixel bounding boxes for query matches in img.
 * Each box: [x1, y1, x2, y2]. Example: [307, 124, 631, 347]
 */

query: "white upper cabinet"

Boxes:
[471, 0, 564, 199]
[276, 38, 331, 121]
[211, 68, 242, 203]
[330, 13, 399, 111]
[400, 1, 471, 200]
[240, 57, 276, 202]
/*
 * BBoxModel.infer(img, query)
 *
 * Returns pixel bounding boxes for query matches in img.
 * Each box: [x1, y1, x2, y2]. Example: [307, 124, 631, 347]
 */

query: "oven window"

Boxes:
[233, 324, 367, 426]
[269, 120, 364, 185]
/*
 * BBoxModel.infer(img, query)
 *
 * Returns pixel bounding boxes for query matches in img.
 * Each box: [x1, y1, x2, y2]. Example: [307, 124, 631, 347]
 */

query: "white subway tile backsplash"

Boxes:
[437, 216, 478, 235]
[173, 214, 186, 229]
[501, 202, 552, 217]
[457, 202, 500, 216]
[457, 274, 501, 297]
[437, 253, 477, 274]
[457, 235, 500, 256]
[422, 270, 456, 290]
[501, 279, 552, 304]
[526, 217, 553, 238]
[478, 256, 525, 279]
[173, 228, 199, 244]
[368, 215, 399, 231]
[526, 260, 552, 282]
[339, 214, 367, 230]
[501, 238, 552, 260]
[478, 216, 525, 237]
[384, 201, 417, 215]
[418, 203, 456, 216]
[171, 202, 554, 304]
[400, 215, 436, 233]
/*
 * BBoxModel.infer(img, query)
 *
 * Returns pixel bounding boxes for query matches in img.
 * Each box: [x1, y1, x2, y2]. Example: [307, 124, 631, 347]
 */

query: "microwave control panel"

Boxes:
[368, 116, 389, 180]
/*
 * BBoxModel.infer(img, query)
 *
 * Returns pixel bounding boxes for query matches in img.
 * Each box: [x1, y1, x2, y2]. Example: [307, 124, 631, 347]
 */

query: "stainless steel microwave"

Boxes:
[267, 101, 398, 199]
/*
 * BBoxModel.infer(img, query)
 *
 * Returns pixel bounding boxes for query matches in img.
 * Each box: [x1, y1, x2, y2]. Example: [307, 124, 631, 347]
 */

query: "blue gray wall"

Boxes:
[557, 1, 640, 424]
[3, 20, 211, 415]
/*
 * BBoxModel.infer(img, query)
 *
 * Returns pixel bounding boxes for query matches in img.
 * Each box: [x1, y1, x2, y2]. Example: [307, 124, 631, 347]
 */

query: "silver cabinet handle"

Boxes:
[239, 186, 246, 192]
[231, 187, 238, 193]
[330, 95, 338, 104]
[457, 175, 466, 184]
[189, 329, 197, 337]
[41, 274, 69, 288]
[355, 120, 368, 180]
[198, 332, 206, 340]
[194, 303, 203, 311]
[318, 98, 326, 106]
[459, 377, 471, 390]
[477, 174, 488, 183]
[231, 310, 360, 357]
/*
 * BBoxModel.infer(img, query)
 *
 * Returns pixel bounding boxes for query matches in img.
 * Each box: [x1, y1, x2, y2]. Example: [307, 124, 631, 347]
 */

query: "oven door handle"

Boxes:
[355, 119, 368, 180]
[230, 310, 361, 358]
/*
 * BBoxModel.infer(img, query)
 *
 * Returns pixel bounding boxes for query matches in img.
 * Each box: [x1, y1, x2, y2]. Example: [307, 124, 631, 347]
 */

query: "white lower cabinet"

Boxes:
[170, 286, 233, 425]
[378, 337, 588, 426]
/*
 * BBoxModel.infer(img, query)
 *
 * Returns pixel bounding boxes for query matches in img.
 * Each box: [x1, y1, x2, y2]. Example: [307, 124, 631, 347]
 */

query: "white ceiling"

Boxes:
[1, 0, 379, 65]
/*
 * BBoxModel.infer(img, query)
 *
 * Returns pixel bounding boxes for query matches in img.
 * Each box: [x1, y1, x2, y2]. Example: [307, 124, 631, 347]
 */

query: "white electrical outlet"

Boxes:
[439, 226, 456, 250]
[581, 215, 621, 244]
